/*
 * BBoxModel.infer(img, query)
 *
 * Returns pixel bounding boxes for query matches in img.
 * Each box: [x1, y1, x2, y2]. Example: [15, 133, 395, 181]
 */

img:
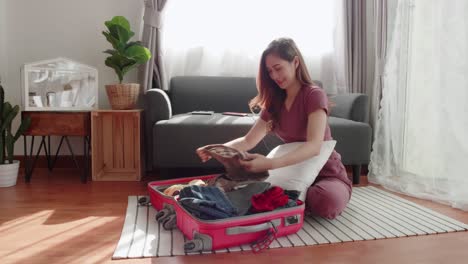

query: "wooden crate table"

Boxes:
[91, 110, 143, 181]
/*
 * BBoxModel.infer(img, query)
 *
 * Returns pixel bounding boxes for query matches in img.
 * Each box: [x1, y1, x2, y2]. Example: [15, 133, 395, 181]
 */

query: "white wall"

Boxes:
[0, 0, 7, 85]
[2, 0, 144, 155]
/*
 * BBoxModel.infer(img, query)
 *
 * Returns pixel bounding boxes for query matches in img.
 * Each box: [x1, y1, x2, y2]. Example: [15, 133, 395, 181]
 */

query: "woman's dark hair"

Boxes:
[249, 38, 315, 130]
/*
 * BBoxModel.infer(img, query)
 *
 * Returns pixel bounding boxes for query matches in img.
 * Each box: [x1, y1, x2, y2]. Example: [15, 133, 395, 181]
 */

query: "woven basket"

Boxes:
[105, 83, 140, 110]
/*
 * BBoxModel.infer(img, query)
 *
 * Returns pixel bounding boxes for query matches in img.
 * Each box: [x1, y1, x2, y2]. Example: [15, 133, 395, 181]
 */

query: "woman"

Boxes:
[197, 38, 352, 219]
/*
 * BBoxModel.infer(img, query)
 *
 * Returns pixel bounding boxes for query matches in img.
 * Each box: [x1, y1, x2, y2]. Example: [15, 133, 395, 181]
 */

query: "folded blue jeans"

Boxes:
[178, 185, 238, 220]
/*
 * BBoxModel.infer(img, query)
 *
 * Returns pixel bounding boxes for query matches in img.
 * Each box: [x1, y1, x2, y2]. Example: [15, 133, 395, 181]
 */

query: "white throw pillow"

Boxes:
[265, 140, 336, 202]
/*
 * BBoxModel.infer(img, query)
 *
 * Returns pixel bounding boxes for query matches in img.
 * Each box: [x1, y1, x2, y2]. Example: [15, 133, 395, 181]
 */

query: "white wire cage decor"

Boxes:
[21, 57, 98, 111]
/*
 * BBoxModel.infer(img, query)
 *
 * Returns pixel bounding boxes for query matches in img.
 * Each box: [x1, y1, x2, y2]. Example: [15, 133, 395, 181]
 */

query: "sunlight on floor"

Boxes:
[0, 210, 120, 264]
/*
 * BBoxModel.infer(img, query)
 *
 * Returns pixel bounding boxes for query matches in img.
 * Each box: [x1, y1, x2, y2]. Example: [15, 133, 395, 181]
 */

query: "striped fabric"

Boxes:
[113, 186, 468, 259]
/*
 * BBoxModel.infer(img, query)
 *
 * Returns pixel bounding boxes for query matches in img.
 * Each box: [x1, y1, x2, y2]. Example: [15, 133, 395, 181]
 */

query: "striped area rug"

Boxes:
[113, 186, 468, 259]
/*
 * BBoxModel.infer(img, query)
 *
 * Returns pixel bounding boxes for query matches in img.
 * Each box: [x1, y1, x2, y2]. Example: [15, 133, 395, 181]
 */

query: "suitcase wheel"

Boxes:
[155, 209, 169, 222]
[184, 239, 203, 252]
[156, 207, 174, 222]
[138, 197, 150, 206]
[161, 214, 177, 230]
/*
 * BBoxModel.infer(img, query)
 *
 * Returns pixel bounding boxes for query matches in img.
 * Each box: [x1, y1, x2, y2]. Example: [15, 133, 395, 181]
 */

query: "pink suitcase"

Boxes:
[147, 175, 305, 253]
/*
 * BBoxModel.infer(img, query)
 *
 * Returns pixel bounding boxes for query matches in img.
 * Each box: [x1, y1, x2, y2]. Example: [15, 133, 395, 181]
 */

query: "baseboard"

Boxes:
[14, 155, 87, 169]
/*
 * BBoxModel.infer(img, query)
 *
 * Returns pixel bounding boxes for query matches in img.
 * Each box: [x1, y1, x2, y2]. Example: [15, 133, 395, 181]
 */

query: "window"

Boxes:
[162, 0, 341, 93]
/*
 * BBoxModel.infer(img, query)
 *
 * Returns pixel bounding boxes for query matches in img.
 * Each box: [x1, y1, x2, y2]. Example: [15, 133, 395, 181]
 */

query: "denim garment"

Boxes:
[178, 185, 238, 220]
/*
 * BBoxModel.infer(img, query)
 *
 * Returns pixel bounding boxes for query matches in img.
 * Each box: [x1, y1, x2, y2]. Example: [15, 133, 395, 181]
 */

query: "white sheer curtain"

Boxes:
[369, 0, 468, 210]
[161, 0, 345, 94]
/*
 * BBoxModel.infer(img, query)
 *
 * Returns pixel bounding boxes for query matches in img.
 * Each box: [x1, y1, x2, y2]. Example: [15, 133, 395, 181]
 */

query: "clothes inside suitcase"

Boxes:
[147, 175, 305, 253]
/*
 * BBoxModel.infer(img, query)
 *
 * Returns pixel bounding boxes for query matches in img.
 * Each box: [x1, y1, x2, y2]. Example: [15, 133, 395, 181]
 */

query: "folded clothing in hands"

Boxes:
[203, 145, 269, 191]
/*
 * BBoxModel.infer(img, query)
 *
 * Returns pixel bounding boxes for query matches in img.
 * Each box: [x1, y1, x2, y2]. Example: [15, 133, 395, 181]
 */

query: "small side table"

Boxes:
[22, 111, 91, 183]
[91, 110, 143, 181]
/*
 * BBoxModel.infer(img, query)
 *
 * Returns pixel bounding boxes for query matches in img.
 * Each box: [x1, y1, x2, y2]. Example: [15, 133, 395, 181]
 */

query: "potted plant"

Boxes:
[102, 16, 152, 109]
[0, 81, 31, 187]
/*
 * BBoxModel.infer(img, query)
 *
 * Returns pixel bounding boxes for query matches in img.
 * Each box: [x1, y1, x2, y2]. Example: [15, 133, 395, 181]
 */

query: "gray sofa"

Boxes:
[144, 76, 372, 184]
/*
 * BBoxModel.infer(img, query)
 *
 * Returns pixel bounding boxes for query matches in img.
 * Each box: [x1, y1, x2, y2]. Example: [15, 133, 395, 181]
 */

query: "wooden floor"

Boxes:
[1, 169, 468, 264]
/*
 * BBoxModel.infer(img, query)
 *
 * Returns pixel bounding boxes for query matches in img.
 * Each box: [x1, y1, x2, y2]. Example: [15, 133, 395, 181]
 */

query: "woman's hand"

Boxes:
[239, 153, 273, 173]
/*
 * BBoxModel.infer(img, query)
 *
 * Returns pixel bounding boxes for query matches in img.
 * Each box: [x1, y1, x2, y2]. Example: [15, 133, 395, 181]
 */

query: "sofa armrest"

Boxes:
[329, 93, 369, 123]
[144, 89, 172, 171]
[145, 89, 172, 123]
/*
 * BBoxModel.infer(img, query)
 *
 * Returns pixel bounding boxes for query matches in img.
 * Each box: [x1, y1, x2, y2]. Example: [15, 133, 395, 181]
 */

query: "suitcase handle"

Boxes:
[226, 219, 281, 235]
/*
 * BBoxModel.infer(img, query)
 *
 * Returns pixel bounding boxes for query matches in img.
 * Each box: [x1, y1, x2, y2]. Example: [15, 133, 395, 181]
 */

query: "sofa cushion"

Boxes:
[169, 76, 325, 115]
[153, 113, 282, 168]
[153, 114, 371, 168]
[266, 140, 337, 202]
[170, 77, 257, 115]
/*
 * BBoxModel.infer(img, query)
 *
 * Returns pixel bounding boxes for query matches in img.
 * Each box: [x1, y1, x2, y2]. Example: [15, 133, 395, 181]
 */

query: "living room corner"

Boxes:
[1, 0, 468, 264]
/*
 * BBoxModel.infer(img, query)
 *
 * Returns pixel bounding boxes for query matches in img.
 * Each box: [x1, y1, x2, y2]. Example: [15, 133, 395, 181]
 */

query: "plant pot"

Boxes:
[105, 83, 140, 110]
[0, 160, 20, 187]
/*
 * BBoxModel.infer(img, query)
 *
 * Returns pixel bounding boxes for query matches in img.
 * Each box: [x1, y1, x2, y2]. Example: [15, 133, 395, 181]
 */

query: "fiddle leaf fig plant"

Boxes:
[102, 16, 152, 83]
